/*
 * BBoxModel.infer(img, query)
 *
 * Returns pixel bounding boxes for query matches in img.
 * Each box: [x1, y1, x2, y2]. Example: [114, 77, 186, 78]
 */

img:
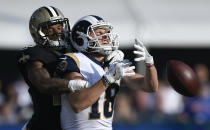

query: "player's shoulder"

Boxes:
[16, 45, 53, 64]
[16, 45, 35, 63]
[59, 52, 80, 68]
[56, 52, 81, 76]
[65, 52, 90, 61]
[26, 45, 48, 54]
[64, 52, 83, 58]
[17, 45, 45, 55]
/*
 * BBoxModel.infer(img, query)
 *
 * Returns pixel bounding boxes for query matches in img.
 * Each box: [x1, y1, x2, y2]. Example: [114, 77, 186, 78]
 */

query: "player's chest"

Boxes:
[79, 60, 105, 85]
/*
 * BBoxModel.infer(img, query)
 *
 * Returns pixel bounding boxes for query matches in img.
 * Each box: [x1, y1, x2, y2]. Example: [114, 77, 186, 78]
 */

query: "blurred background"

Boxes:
[1, 0, 210, 129]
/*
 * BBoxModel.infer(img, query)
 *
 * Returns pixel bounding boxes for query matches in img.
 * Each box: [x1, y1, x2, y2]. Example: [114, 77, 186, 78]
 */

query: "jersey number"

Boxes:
[89, 84, 119, 119]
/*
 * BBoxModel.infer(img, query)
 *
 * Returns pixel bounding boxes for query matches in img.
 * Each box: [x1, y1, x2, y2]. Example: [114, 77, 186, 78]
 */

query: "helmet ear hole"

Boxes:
[71, 34, 88, 52]
[76, 36, 88, 46]
[76, 38, 84, 46]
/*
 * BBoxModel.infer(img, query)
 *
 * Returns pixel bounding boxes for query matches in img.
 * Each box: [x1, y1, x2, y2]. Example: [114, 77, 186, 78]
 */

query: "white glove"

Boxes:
[133, 38, 154, 66]
[68, 80, 89, 92]
[105, 50, 124, 65]
[118, 60, 136, 77]
[103, 60, 135, 85]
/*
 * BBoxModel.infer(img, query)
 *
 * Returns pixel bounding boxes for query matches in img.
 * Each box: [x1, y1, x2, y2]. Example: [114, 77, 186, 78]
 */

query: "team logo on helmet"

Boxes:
[71, 15, 119, 55]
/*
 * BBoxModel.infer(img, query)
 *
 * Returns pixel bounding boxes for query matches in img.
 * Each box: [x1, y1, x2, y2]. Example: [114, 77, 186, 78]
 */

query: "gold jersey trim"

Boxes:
[64, 53, 80, 68]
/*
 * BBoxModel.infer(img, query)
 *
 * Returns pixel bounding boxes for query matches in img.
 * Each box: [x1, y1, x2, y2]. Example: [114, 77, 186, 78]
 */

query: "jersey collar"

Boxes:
[82, 52, 104, 67]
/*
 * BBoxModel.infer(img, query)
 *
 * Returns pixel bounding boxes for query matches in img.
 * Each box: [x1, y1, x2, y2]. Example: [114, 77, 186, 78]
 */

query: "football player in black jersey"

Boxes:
[16, 6, 88, 130]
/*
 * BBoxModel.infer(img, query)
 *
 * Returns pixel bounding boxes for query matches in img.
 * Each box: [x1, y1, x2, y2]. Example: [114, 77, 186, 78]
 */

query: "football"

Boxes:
[166, 60, 199, 97]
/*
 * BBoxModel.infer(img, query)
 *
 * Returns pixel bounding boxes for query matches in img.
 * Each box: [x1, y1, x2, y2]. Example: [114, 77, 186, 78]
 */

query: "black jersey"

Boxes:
[16, 45, 62, 130]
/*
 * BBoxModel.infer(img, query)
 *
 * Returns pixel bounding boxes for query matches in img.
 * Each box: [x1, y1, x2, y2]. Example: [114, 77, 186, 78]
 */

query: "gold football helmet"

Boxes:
[29, 6, 70, 50]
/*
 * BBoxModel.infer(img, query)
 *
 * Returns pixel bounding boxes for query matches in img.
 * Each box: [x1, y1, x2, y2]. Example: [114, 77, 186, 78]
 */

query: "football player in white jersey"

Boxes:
[55, 15, 158, 130]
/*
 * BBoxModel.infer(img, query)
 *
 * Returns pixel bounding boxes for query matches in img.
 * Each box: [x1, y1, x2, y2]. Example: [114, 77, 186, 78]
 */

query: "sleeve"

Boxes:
[16, 46, 50, 65]
[55, 53, 80, 77]
[26, 47, 49, 64]
[16, 49, 31, 65]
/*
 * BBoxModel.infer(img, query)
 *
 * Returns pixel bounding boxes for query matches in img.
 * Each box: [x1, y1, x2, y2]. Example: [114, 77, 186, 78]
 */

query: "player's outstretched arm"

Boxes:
[122, 66, 158, 92]
[144, 64, 158, 92]
[122, 38, 158, 92]
[27, 61, 87, 94]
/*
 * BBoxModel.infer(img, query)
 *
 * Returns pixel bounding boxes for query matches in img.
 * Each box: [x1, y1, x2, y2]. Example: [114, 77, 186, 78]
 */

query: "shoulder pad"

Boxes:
[64, 53, 80, 68]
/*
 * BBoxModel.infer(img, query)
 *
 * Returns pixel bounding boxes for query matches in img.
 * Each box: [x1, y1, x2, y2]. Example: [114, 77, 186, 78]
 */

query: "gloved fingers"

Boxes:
[122, 61, 132, 67]
[69, 80, 89, 92]
[112, 60, 125, 65]
[116, 50, 124, 57]
[78, 80, 89, 88]
[135, 38, 144, 47]
[123, 62, 132, 68]
[133, 51, 144, 56]
[134, 57, 145, 62]
[76, 80, 89, 88]
[122, 59, 130, 63]
[124, 66, 135, 72]
[109, 59, 116, 65]
[106, 53, 115, 61]
[106, 50, 124, 64]
[123, 72, 136, 77]
[134, 44, 144, 51]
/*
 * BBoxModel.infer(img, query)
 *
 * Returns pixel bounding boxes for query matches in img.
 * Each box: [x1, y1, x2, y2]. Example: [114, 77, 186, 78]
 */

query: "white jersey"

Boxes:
[60, 53, 119, 130]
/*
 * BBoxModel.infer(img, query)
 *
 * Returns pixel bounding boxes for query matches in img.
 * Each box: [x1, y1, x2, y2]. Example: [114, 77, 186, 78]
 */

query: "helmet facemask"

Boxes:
[38, 17, 70, 50]
[76, 21, 119, 55]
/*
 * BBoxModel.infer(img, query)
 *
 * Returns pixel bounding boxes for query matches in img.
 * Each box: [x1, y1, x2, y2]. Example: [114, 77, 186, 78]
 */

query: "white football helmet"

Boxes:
[71, 15, 119, 55]
[29, 6, 71, 50]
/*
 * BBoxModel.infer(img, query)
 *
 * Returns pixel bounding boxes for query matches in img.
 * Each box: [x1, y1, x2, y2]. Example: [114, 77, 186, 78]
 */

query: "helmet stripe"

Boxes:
[45, 6, 58, 17]
[43, 6, 53, 17]
[50, 6, 59, 16]
[90, 15, 103, 21]
[79, 15, 99, 25]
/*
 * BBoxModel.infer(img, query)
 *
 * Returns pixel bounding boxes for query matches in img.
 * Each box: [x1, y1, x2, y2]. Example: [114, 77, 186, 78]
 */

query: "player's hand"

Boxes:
[133, 38, 154, 66]
[68, 80, 89, 92]
[105, 50, 124, 65]
[103, 60, 135, 85]
[118, 60, 136, 77]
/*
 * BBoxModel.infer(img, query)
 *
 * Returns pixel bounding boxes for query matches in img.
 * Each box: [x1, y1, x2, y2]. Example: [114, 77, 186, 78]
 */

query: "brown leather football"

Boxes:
[166, 60, 199, 97]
